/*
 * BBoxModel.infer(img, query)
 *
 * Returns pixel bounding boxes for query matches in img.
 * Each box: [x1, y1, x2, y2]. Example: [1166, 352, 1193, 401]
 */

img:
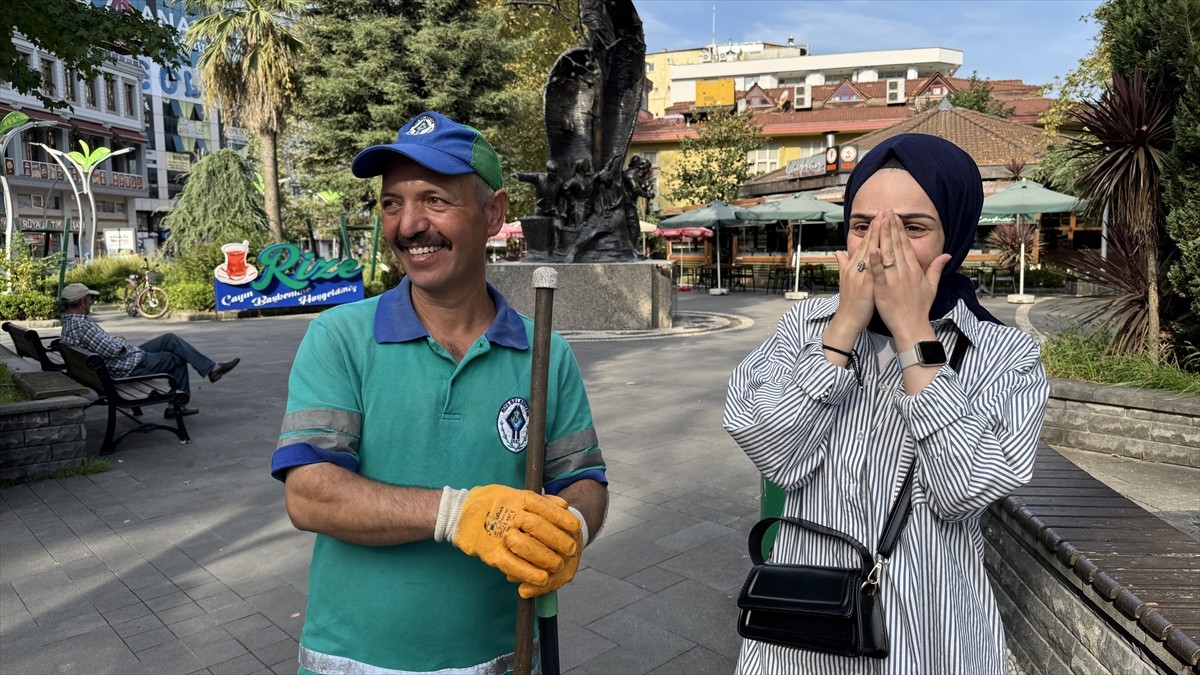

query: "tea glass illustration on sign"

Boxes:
[215, 240, 258, 285]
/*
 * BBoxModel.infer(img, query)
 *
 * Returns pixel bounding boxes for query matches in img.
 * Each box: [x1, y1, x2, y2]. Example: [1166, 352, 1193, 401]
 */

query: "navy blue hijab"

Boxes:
[842, 133, 1003, 332]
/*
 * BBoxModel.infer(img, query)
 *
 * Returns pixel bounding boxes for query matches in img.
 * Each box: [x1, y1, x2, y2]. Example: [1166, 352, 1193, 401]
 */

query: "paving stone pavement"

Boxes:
[1, 290, 1192, 674]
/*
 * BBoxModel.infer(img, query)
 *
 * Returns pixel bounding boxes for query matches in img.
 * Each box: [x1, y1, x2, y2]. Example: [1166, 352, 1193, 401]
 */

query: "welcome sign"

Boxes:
[213, 242, 364, 311]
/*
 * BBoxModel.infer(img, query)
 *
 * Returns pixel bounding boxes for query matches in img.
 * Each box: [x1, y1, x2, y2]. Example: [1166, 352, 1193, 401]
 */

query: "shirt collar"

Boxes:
[808, 294, 985, 346]
[374, 276, 529, 350]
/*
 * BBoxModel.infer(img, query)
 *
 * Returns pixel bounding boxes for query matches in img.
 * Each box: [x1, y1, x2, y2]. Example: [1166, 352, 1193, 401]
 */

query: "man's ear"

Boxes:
[485, 189, 509, 238]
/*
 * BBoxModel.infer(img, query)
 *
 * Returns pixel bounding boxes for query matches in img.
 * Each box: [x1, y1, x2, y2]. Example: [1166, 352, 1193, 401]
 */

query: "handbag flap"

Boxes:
[737, 563, 857, 618]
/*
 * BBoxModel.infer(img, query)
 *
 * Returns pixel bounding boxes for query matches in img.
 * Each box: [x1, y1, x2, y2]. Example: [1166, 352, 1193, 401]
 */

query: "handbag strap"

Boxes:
[748, 516, 875, 574]
[875, 327, 970, 559]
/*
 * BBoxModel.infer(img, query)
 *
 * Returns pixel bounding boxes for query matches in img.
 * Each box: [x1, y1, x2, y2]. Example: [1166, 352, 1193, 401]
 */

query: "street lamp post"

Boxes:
[1, 112, 58, 267]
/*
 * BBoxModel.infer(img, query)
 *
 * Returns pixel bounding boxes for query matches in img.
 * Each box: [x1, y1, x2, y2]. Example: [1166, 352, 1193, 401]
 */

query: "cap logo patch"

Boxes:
[407, 115, 437, 136]
[497, 397, 529, 454]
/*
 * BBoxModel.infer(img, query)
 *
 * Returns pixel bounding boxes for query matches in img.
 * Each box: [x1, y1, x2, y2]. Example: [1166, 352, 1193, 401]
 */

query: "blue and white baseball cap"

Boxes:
[350, 111, 503, 190]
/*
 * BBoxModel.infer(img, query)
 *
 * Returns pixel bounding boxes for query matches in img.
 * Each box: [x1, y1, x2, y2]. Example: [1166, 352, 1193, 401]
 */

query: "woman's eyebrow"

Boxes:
[849, 211, 937, 221]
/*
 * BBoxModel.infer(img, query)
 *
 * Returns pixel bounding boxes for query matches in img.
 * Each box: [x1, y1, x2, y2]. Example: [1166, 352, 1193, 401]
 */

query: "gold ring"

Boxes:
[856, 261, 866, 272]
[882, 261, 897, 269]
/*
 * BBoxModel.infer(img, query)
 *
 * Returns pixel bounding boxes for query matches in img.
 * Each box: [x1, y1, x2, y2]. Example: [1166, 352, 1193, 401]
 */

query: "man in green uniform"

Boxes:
[272, 111, 608, 674]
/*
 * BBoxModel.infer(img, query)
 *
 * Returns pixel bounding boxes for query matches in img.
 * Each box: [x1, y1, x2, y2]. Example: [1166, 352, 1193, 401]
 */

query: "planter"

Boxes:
[0, 395, 92, 482]
[1045, 378, 1200, 468]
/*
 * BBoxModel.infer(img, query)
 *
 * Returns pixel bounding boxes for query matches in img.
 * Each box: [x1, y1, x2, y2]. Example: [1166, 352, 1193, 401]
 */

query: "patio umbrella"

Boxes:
[656, 200, 750, 292]
[488, 221, 524, 245]
[736, 192, 843, 223]
[980, 180, 1087, 298]
[737, 193, 843, 293]
[651, 227, 713, 239]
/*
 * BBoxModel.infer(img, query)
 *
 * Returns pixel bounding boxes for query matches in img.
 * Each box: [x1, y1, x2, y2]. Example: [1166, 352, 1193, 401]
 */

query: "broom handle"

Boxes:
[513, 267, 557, 675]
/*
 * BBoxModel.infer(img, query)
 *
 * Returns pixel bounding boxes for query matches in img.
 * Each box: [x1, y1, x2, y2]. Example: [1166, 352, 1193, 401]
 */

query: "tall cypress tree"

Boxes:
[294, 0, 515, 207]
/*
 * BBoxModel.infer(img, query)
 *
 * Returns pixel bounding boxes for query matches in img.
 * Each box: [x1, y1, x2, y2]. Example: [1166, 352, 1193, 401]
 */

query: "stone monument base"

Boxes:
[487, 261, 674, 330]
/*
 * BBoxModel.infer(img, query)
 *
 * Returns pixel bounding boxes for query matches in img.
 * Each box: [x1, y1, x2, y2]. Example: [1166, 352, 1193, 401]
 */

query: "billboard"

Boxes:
[695, 79, 736, 107]
[214, 242, 364, 311]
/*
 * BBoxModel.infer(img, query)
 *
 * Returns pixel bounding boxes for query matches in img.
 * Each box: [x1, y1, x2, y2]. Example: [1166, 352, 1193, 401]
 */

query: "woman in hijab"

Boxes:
[724, 134, 1048, 673]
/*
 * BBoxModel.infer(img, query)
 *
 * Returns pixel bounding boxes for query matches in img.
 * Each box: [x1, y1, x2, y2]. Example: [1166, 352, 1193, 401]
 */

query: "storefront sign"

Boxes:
[104, 229, 136, 254]
[166, 152, 192, 173]
[213, 242, 364, 311]
[223, 125, 249, 144]
[177, 119, 206, 137]
[784, 154, 828, 179]
[838, 144, 859, 173]
[825, 147, 838, 173]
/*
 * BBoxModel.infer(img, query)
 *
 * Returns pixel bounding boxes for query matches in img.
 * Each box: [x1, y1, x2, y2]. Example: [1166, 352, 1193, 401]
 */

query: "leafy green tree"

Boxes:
[663, 109, 763, 206]
[3, 0, 183, 109]
[183, 0, 305, 244]
[160, 149, 270, 255]
[945, 71, 1014, 118]
[293, 0, 516, 208]
[487, 0, 579, 218]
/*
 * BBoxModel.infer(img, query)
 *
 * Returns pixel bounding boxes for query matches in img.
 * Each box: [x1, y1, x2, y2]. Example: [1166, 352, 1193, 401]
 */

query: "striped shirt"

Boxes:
[724, 295, 1048, 674]
[59, 314, 144, 377]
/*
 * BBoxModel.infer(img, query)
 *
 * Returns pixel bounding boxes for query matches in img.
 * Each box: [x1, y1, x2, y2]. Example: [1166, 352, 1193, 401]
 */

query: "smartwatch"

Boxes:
[897, 340, 947, 369]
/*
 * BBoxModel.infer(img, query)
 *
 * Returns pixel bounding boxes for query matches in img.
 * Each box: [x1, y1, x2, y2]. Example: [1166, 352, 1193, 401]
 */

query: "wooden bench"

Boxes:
[2, 321, 66, 372]
[985, 443, 1200, 672]
[58, 343, 191, 456]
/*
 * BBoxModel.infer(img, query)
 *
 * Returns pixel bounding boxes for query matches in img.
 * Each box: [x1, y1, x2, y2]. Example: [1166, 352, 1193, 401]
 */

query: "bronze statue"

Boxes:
[512, 0, 647, 262]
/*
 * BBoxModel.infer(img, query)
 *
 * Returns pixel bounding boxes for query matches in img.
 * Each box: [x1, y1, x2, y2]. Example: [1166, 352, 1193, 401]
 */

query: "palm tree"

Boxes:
[184, 0, 304, 243]
[1067, 71, 1174, 360]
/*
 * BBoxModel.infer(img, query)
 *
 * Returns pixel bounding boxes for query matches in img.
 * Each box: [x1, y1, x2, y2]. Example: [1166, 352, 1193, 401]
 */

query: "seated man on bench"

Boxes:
[58, 283, 241, 417]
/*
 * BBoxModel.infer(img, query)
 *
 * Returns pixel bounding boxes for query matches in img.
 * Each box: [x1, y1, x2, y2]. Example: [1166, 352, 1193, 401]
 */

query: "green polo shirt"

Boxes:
[273, 278, 605, 674]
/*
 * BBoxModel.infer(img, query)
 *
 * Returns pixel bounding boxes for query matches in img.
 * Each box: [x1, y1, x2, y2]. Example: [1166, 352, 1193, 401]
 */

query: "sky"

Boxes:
[637, 0, 1104, 89]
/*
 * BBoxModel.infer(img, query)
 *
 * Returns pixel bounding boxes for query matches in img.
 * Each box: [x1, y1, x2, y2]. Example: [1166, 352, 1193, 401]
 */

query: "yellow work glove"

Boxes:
[511, 506, 588, 599]
[434, 485, 580, 587]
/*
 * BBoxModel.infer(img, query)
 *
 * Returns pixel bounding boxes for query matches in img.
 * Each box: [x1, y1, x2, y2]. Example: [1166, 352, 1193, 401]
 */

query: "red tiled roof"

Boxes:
[846, 106, 1053, 165]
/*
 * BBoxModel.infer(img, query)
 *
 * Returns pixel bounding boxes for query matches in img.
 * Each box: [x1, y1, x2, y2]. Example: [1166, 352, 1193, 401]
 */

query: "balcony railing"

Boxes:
[3, 159, 145, 191]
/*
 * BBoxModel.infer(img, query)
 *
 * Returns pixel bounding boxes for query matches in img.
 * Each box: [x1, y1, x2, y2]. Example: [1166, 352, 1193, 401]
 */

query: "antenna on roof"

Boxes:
[712, 3, 717, 49]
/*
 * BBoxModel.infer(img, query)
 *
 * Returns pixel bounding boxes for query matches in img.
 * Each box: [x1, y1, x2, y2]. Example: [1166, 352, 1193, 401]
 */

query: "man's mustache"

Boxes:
[393, 232, 451, 250]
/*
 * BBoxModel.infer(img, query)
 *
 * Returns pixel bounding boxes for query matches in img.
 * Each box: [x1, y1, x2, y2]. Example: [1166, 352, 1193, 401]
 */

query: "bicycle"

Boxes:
[123, 265, 170, 319]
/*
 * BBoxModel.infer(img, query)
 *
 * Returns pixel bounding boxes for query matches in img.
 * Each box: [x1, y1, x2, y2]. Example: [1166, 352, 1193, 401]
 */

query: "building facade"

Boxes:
[632, 41, 1049, 215]
[1, 0, 245, 258]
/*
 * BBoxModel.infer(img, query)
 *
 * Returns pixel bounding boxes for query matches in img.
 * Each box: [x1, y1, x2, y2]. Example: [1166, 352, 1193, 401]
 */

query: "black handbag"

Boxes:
[736, 332, 968, 658]
[735, 466, 913, 658]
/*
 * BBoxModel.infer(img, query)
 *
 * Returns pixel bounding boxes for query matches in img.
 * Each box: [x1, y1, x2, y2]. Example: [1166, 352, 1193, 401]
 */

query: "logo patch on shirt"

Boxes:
[497, 397, 529, 454]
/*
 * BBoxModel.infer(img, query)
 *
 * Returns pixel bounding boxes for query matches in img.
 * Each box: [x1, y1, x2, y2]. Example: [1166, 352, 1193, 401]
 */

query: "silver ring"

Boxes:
[856, 261, 866, 272]
[882, 261, 897, 269]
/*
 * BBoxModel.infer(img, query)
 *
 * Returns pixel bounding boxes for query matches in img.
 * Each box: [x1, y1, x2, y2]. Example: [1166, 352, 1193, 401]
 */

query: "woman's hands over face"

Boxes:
[870, 210, 950, 339]
[833, 209, 951, 338]
[832, 213, 880, 334]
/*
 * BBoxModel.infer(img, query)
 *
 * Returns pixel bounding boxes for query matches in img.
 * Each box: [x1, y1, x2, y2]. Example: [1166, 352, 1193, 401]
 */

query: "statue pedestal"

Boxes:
[488, 261, 675, 330]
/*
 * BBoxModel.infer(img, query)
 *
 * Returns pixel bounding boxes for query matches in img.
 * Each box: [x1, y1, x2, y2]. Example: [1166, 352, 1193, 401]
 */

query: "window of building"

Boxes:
[40, 59, 56, 96]
[17, 194, 33, 208]
[640, 151, 660, 198]
[747, 143, 780, 175]
[24, 127, 50, 163]
[105, 76, 116, 112]
[124, 83, 137, 118]
[928, 84, 946, 97]
[84, 78, 97, 107]
[646, 62, 654, 72]
[736, 223, 788, 256]
[64, 67, 77, 102]
[830, 83, 860, 102]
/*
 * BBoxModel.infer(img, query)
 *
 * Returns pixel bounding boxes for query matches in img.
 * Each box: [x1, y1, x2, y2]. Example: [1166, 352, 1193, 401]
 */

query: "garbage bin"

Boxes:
[759, 475, 786, 559]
